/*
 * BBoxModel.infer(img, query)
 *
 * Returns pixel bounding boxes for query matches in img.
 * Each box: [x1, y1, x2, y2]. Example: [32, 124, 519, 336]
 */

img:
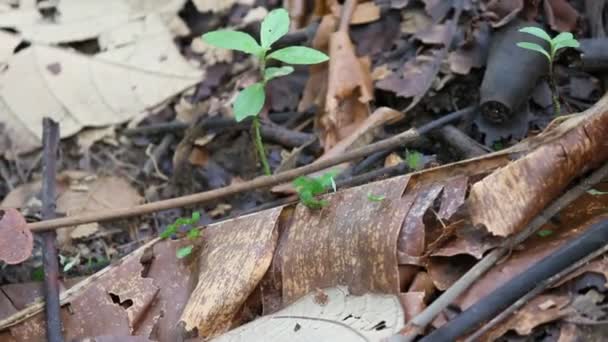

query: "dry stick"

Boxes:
[27, 106, 474, 233]
[40, 118, 64, 342]
[465, 241, 608, 341]
[398, 160, 608, 342]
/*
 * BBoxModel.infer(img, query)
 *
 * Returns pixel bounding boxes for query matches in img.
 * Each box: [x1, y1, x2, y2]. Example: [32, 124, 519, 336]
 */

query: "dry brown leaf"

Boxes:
[544, 0, 580, 32]
[0, 208, 32, 265]
[479, 293, 570, 341]
[468, 94, 608, 237]
[298, 15, 335, 112]
[7, 241, 158, 341]
[282, 176, 410, 304]
[214, 286, 404, 342]
[330, 1, 381, 25]
[321, 29, 374, 150]
[133, 240, 198, 341]
[179, 207, 282, 338]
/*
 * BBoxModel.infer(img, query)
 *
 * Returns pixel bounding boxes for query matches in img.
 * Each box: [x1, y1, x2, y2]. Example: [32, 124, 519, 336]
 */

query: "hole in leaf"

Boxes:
[372, 320, 387, 330]
[109, 292, 133, 309]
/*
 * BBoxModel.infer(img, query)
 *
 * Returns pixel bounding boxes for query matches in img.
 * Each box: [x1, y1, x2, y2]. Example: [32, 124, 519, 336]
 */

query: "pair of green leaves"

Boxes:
[293, 171, 337, 209]
[516, 26, 579, 62]
[202, 8, 329, 122]
[160, 211, 202, 259]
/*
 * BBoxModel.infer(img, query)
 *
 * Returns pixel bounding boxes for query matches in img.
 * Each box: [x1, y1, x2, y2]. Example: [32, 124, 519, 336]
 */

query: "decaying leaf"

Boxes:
[0, 0, 185, 43]
[543, 0, 580, 32]
[468, 95, 608, 237]
[213, 286, 404, 342]
[282, 176, 410, 303]
[479, 293, 570, 341]
[6, 239, 159, 341]
[179, 207, 282, 338]
[320, 29, 374, 150]
[330, 2, 381, 25]
[0, 16, 202, 156]
[0, 208, 32, 265]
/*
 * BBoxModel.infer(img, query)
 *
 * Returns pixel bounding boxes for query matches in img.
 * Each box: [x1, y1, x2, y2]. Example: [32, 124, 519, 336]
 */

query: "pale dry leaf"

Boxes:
[193, 0, 251, 13]
[0, 17, 202, 155]
[0, 0, 185, 44]
[0, 31, 20, 66]
[214, 286, 404, 342]
[179, 208, 282, 338]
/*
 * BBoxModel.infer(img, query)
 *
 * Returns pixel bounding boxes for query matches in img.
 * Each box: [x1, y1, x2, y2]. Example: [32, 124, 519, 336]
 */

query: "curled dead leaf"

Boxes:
[0, 208, 33, 265]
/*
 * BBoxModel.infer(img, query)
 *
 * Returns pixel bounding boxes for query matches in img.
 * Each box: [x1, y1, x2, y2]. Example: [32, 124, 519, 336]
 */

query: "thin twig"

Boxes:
[465, 242, 608, 341]
[41, 118, 63, 342]
[396, 160, 608, 341]
[26, 107, 473, 233]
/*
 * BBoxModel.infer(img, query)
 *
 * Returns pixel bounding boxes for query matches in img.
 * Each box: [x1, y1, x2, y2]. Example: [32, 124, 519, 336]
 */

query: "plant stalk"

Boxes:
[253, 116, 271, 175]
[548, 63, 561, 116]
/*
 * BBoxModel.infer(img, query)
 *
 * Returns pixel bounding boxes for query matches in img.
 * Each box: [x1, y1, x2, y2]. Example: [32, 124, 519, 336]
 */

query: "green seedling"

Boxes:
[405, 149, 424, 171]
[160, 211, 202, 259]
[537, 229, 554, 237]
[367, 193, 385, 202]
[587, 189, 608, 196]
[293, 171, 337, 209]
[59, 253, 80, 273]
[516, 27, 579, 116]
[202, 8, 329, 175]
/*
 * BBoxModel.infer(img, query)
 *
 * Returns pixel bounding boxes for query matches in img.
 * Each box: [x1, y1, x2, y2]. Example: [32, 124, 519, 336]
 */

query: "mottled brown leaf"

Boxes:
[0, 208, 32, 265]
[282, 176, 410, 304]
[468, 95, 608, 236]
[179, 207, 282, 338]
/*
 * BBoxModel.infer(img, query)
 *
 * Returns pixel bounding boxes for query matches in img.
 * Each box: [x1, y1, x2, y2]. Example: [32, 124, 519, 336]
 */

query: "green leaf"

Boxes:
[587, 189, 608, 196]
[537, 229, 553, 237]
[202, 30, 263, 55]
[405, 149, 423, 170]
[264, 66, 294, 82]
[367, 193, 385, 202]
[61, 253, 80, 273]
[176, 245, 194, 259]
[191, 211, 201, 223]
[160, 224, 177, 239]
[516, 42, 550, 61]
[233, 83, 265, 122]
[31, 266, 45, 282]
[551, 32, 574, 45]
[518, 26, 552, 42]
[318, 171, 338, 192]
[267, 46, 329, 65]
[553, 39, 580, 53]
[261, 8, 290, 48]
[187, 228, 201, 240]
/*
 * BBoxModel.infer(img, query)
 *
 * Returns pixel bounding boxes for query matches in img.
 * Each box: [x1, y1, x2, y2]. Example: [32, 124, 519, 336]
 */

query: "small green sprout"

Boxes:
[160, 211, 202, 259]
[202, 8, 329, 175]
[587, 189, 608, 196]
[293, 171, 337, 209]
[405, 149, 424, 170]
[537, 229, 554, 237]
[516, 27, 579, 116]
[59, 253, 80, 273]
[367, 193, 385, 202]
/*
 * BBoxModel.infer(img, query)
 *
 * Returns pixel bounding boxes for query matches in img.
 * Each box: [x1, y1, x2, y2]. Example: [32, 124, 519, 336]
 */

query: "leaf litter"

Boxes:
[1, 0, 608, 341]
